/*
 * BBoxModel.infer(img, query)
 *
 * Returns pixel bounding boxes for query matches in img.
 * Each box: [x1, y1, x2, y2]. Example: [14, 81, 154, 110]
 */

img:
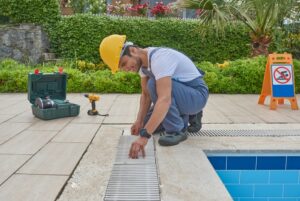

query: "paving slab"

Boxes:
[27, 117, 72, 131]
[103, 95, 139, 124]
[208, 95, 264, 123]
[0, 114, 15, 124]
[0, 94, 27, 111]
[226, 94, 300, 123]
[106, 95, 139, 115]
[0, 101, 31, 115]
[0, 122, 32, 145]
[0, 155, 31, 184]
[157, 142, 232, 201]
[52, 123, 100, 143]
[7, 111, 39, 123]
[95, 94, 119, 111]
[0, 130, 57, 154]
[203, 103, 233, 124]
[18, 142, 88, 175]
[0, 93, 26, 101]
[188, 136, 300, 151]
[0, 174, 68, 201]
[202, 123, 300, 130]
[103, 115, 136, 124]
[71, 113, 106, 124]
[57, 125, 122, 201]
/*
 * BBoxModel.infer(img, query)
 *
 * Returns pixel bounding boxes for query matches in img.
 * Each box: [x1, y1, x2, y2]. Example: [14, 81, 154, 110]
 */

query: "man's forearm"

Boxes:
[144, 97, 170, 134]
[136, 93, 151, 124]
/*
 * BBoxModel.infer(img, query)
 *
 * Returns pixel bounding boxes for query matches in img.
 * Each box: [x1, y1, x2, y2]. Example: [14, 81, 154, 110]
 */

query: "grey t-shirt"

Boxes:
[139, 47, 201, 82]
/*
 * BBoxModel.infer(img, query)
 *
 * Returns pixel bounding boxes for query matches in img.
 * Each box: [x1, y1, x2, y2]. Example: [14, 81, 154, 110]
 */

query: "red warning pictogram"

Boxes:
[273, 66, 291, 84]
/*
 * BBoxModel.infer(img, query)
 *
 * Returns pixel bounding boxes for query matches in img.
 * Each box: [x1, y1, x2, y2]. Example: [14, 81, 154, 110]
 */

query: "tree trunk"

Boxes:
[250, 34, 272, 57]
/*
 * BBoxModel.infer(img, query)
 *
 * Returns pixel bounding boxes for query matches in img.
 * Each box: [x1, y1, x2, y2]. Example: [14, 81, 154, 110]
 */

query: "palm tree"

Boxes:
[177, 0, 299, 56]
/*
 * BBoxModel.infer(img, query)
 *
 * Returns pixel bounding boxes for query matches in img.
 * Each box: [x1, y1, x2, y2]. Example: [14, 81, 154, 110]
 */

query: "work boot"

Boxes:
[188, 111, 203, 133]
[158, 131, 188, 146]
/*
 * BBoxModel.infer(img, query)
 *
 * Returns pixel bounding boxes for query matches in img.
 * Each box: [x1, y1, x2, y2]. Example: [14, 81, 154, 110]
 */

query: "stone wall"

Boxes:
[0, 24, 50, 64]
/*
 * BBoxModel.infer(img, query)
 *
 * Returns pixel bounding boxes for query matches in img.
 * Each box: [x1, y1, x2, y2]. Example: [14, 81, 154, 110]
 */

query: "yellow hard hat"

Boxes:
[99, 34, 126, 74]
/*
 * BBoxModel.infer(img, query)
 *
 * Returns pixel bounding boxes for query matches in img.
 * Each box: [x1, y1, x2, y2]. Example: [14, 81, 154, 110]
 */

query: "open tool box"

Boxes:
[27, 69, 80, 120]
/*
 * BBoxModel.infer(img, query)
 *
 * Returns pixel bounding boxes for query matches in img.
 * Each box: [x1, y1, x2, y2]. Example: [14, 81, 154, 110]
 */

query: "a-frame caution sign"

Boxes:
[258, 53, 298, 110]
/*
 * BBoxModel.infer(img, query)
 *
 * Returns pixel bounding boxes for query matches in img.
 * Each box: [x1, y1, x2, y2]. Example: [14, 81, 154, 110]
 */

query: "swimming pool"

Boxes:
[207, 152, 300, 201]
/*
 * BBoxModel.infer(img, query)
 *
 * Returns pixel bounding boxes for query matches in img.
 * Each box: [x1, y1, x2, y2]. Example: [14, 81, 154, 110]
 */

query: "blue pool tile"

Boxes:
[208, 156, 226, 170]
[270, 170, 299, 184]
[240, 170, 269, 184]
[287, 157, 300, 170]
[257, 157, 286, 170]
[254, 185, 283, 197]
[226, 184, 254, 197]
[232, 197, 239, 201]
[239, 198, 268, 201]
[227, 157, 256, 170]
[217, 170, 240, 184]
[284, 184, 300, 197]
[269, 198, 298, 201]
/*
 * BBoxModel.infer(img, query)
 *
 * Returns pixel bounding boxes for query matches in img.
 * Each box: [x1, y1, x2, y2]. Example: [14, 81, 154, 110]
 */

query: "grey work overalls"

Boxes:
[142, 48, 209, 133]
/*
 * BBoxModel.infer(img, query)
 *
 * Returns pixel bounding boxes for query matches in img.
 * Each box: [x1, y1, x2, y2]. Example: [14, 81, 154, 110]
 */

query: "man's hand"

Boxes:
[129, 137, 148, 159]
[131, 121, 143, 135]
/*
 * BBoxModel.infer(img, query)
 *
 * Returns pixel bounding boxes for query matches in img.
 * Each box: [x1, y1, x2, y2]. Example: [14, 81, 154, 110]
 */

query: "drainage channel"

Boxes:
[104, 135, 160, 201]
[188, 129, 300, 137]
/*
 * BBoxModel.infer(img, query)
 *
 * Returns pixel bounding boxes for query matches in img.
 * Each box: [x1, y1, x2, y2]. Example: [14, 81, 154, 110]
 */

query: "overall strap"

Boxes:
[141, 48, 161, 78]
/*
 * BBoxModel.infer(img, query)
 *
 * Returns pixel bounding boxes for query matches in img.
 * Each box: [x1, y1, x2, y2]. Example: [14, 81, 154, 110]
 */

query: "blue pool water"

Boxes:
[207, 152, 300, 201]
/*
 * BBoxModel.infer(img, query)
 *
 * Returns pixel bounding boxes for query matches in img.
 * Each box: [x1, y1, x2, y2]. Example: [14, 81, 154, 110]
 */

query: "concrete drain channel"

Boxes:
[104, 136, 160, 201]
[188, 129, 300, 137]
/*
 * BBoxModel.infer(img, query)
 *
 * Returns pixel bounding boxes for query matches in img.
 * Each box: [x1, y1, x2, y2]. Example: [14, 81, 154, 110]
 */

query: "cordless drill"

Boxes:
[84, 94, 109, 116]
[84, 94, 100, 116]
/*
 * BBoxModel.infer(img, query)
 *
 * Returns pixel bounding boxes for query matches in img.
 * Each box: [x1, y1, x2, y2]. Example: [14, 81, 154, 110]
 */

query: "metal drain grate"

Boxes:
[104, 136, 160, 201]
[188, 129, 300, 137]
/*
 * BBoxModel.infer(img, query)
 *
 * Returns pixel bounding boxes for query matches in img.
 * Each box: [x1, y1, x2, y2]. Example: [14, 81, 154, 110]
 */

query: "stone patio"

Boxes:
[0, 93, 300, 201]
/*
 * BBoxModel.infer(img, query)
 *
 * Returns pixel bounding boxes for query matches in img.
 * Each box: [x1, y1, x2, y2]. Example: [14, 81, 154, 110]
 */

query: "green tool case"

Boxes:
[27, 70, 80, 120]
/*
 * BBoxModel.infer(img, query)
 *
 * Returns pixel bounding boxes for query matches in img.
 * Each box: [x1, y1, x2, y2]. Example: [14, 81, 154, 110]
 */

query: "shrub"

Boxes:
[0, 58, 141, 93]
[198, 56, 300, 94]
[0, 0, 60, 26]
[76, 60, 109, 72]
[1, 57, 299, 94]
[48, 15, 251, 64]
[216, 56, 266, 93]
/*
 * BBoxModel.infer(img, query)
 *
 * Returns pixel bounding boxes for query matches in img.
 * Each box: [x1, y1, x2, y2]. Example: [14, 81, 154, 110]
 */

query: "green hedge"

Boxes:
[1, 57, 299, 94]
[202, 57, 300, 93]
[49, 15, 251, 64]
[0, 59, 140, 93]
[0, 0, 60, 26]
